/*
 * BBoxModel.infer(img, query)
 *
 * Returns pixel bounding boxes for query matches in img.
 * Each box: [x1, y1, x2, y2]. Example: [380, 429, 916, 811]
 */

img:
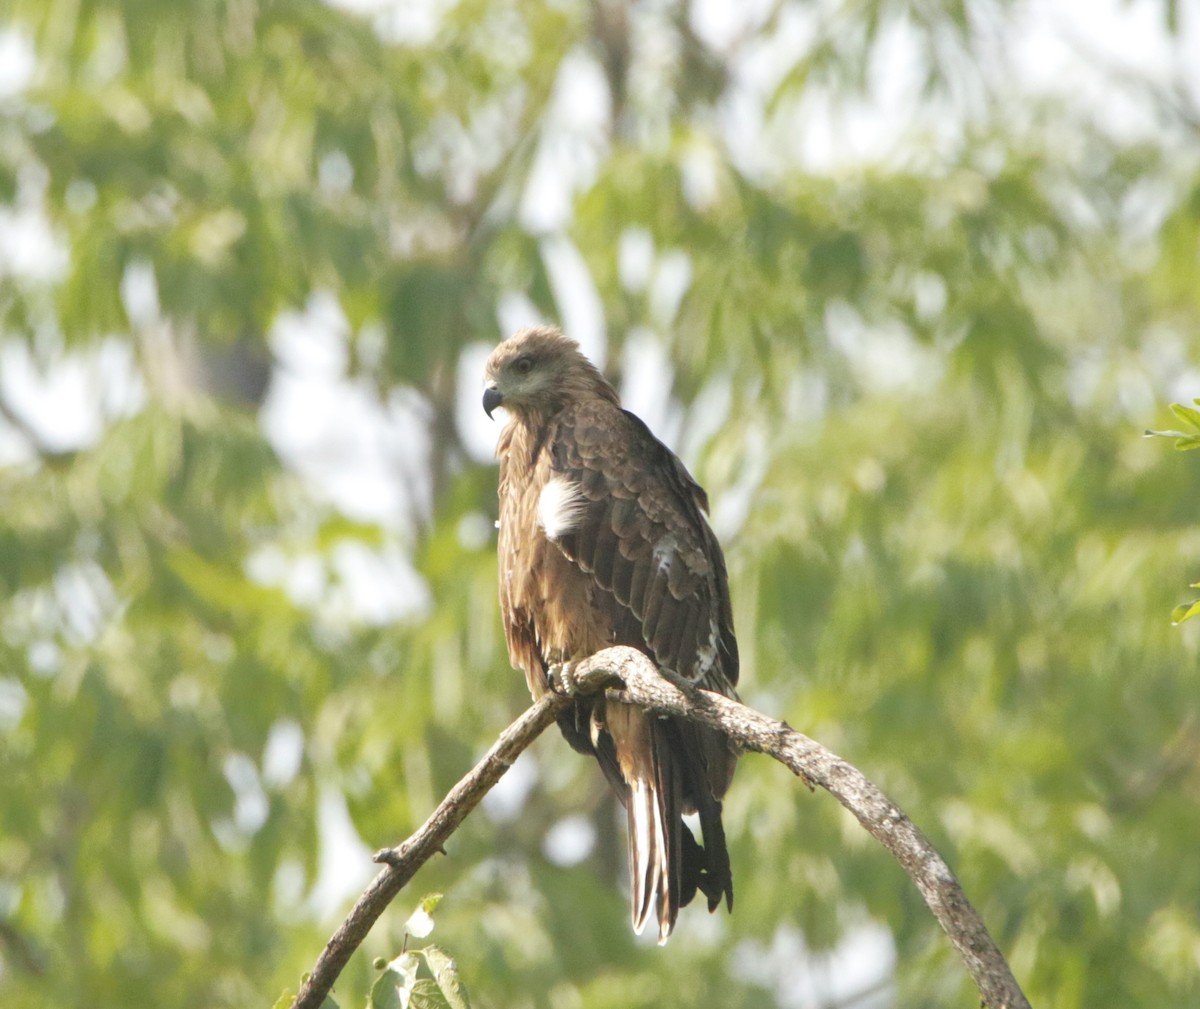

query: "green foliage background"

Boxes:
[2, 1, 1200, 1006]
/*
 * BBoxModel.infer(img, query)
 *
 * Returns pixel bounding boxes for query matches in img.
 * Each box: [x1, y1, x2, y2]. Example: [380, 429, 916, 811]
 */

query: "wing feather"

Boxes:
[627, 552, 651, 617]
[590, 517, 619, 587]
[610, 542, 636, 606]
[609, 496, 640, 538]
[675, 603, 702, 676]
[572, 509, 600, 569]
[545, 401, 738, 693]
[641, 569, 668, 643]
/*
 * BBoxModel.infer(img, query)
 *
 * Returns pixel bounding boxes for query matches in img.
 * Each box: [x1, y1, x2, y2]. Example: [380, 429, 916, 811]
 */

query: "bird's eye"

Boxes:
[514, 355, 534, 375]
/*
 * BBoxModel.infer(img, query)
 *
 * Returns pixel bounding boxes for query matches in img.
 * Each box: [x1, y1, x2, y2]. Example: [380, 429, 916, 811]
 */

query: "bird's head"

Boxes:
[482, 326, 615, 421]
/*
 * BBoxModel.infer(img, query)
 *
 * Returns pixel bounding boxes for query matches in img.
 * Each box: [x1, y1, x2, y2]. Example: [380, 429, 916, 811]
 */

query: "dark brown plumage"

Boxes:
[484, 326, 740, 942]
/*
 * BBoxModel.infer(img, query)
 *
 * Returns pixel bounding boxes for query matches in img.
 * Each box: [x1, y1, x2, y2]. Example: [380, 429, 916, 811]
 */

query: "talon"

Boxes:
[549, 661, 578, 695]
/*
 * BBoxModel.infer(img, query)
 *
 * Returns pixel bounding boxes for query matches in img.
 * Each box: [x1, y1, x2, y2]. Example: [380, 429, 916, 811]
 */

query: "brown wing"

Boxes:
[546, 399, 739, 700]
[543, 399, 740, 818]
[545, 399, 740, 926]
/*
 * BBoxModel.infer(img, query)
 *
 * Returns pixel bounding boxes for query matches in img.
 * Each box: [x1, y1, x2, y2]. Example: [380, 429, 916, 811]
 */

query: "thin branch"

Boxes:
[570, 647, 1031, 1009]
[291, 646, 1031, 1009]
[289, 690, 570, 1009]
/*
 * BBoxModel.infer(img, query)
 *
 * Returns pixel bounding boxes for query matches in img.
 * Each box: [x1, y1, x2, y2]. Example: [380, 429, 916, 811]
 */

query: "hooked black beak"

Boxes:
[482, 385, 503, 420]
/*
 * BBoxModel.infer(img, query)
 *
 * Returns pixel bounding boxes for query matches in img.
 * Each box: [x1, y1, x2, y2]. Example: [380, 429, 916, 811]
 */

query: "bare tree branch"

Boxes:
[569, 647, 1032, 1009]
[291, 646, 1031, 1009]
[289, 691, 570, 1009]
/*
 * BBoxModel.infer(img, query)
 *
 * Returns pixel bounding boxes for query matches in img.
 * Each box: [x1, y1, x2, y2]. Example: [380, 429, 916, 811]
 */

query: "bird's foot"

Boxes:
[548, 660, 579, 696]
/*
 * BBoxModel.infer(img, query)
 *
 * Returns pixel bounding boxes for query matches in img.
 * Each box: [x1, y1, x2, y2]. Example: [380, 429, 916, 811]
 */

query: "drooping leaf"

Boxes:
[418, 947, 471, 1009]
[1169, 402, 1200, 433]
[1170, 599, 1200, 626]
[367, 969, 409, 1009]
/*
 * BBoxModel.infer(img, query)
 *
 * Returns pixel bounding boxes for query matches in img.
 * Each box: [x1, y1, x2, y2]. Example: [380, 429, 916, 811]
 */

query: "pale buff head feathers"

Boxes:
[483, 326, 617, 422]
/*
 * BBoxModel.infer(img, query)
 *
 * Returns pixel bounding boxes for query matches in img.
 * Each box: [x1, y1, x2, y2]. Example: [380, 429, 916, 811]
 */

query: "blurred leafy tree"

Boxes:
[2, 1, 1200, 1008]
[1146, 401, 1200, 623]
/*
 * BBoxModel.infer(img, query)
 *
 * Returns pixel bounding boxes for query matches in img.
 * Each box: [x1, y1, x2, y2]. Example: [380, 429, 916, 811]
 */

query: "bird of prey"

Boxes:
[483, 326, 740, 943]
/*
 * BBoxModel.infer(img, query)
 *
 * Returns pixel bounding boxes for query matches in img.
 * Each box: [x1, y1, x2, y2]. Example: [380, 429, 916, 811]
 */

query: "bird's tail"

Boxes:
[607, 702, 734, 943]
[607, 702, 682, 943]
[626, 779, 671, 941]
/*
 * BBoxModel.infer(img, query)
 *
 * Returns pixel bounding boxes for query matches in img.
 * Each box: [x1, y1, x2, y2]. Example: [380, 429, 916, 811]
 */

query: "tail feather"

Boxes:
[626, 778, 669, 938]
[608, 701, 733, 943]
[654, 715, 684, 941]
[668, 719, 735, 913]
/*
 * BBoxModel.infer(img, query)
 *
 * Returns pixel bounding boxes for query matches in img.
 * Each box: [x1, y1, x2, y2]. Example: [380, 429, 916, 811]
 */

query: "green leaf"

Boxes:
[420, 946, 471, 1009]
[1143, 429, 1200, 450]
[417, 892, 444, 916]
[271, 991, 295, 1009]
[1170, 402, 1200, 432]
[404, 893, 443, 938]
[409, 979, 450, 1009]
[367, 969, 407, 1009]
[1171, 599, 1200, 626]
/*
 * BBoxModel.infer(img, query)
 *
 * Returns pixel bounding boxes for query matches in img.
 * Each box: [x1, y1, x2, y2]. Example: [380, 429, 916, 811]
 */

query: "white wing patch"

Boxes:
[652, 533, 678, 574]
[695, 619, 720, 679]
[537, 477, 588, 540]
